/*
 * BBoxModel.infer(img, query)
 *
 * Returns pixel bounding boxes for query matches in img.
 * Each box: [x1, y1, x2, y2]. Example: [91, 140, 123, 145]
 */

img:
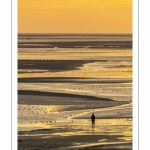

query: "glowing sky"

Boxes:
[18, 0, 132, 33]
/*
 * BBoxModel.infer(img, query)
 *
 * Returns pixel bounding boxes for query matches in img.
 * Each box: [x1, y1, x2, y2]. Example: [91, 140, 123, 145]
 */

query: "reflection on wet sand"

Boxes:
[92, 127, 95, 135]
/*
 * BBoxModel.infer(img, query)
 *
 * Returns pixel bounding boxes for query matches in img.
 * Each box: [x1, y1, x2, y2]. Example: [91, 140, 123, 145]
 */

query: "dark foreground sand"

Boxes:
[18, 134, 132, 150]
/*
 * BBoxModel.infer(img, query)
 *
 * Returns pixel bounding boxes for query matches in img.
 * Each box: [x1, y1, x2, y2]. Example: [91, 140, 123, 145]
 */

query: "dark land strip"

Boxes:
[18, 41, 132, 48]
[18, 77, 132, 83]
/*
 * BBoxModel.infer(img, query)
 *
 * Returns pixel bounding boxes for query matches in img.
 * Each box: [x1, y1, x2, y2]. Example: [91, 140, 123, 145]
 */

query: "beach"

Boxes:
[18, 34, 132, 150]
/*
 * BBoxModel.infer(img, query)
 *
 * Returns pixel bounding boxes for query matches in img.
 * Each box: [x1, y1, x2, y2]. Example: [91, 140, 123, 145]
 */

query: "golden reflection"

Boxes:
[18, 122, 52, 129]
[18, 49, 132, 60]
[72, 142, 81, 146]
[98, 139, 107, 142]
[118, 137, 132, 141]
[46, 105, 71, 112]
[18, 70, 132, 78]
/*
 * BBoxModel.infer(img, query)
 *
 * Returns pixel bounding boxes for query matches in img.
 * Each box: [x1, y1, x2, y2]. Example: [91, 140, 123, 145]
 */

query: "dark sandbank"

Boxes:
[18, 77, 132, 83]
[18, 90, 128, 110]
[18, 90, 113, 101]
[18, 60, 103, 72]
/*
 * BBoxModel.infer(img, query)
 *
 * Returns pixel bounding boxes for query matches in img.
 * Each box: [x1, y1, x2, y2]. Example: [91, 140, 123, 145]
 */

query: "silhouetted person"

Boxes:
[91, 114, 95, 127]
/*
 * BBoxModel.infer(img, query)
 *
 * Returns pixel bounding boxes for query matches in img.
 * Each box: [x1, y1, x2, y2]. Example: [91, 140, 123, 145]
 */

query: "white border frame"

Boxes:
[12, 0, 18, 149]
[2, 0, 142, 149]
[133, 0, 139, 150]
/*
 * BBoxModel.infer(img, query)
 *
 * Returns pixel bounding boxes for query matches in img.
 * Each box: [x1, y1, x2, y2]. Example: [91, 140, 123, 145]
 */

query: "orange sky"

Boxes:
[18, 0, 132, 33]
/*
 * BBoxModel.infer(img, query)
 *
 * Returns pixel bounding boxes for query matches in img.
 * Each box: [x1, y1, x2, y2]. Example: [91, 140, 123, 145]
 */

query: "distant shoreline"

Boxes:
[18, 41, 132, 49]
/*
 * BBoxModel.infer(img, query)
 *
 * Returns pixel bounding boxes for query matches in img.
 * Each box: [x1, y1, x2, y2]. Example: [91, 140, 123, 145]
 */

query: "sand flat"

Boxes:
[18, 34, 132, 149]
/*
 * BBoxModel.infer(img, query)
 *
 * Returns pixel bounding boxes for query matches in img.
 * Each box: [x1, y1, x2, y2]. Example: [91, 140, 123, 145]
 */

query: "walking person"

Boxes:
[91, 113, 95, 128]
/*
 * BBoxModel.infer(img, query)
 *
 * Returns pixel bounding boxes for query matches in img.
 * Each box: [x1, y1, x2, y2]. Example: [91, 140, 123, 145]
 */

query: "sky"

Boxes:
[18, 0, 132, 33]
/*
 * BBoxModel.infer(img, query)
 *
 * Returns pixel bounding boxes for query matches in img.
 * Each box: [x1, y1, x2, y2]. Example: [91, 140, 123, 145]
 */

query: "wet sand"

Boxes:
[18, 34, 132, 149]
[18, 91, 132, 149]
[18, 135, 132, 150]
[18, 104, 132, 149]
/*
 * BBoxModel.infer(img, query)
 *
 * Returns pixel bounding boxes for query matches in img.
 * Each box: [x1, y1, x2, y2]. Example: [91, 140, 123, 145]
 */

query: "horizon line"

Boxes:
[18, 33, 132, 35]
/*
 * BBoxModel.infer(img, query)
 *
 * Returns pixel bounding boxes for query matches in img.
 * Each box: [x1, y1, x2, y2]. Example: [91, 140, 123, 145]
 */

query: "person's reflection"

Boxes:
[92, 126, 95, 135]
